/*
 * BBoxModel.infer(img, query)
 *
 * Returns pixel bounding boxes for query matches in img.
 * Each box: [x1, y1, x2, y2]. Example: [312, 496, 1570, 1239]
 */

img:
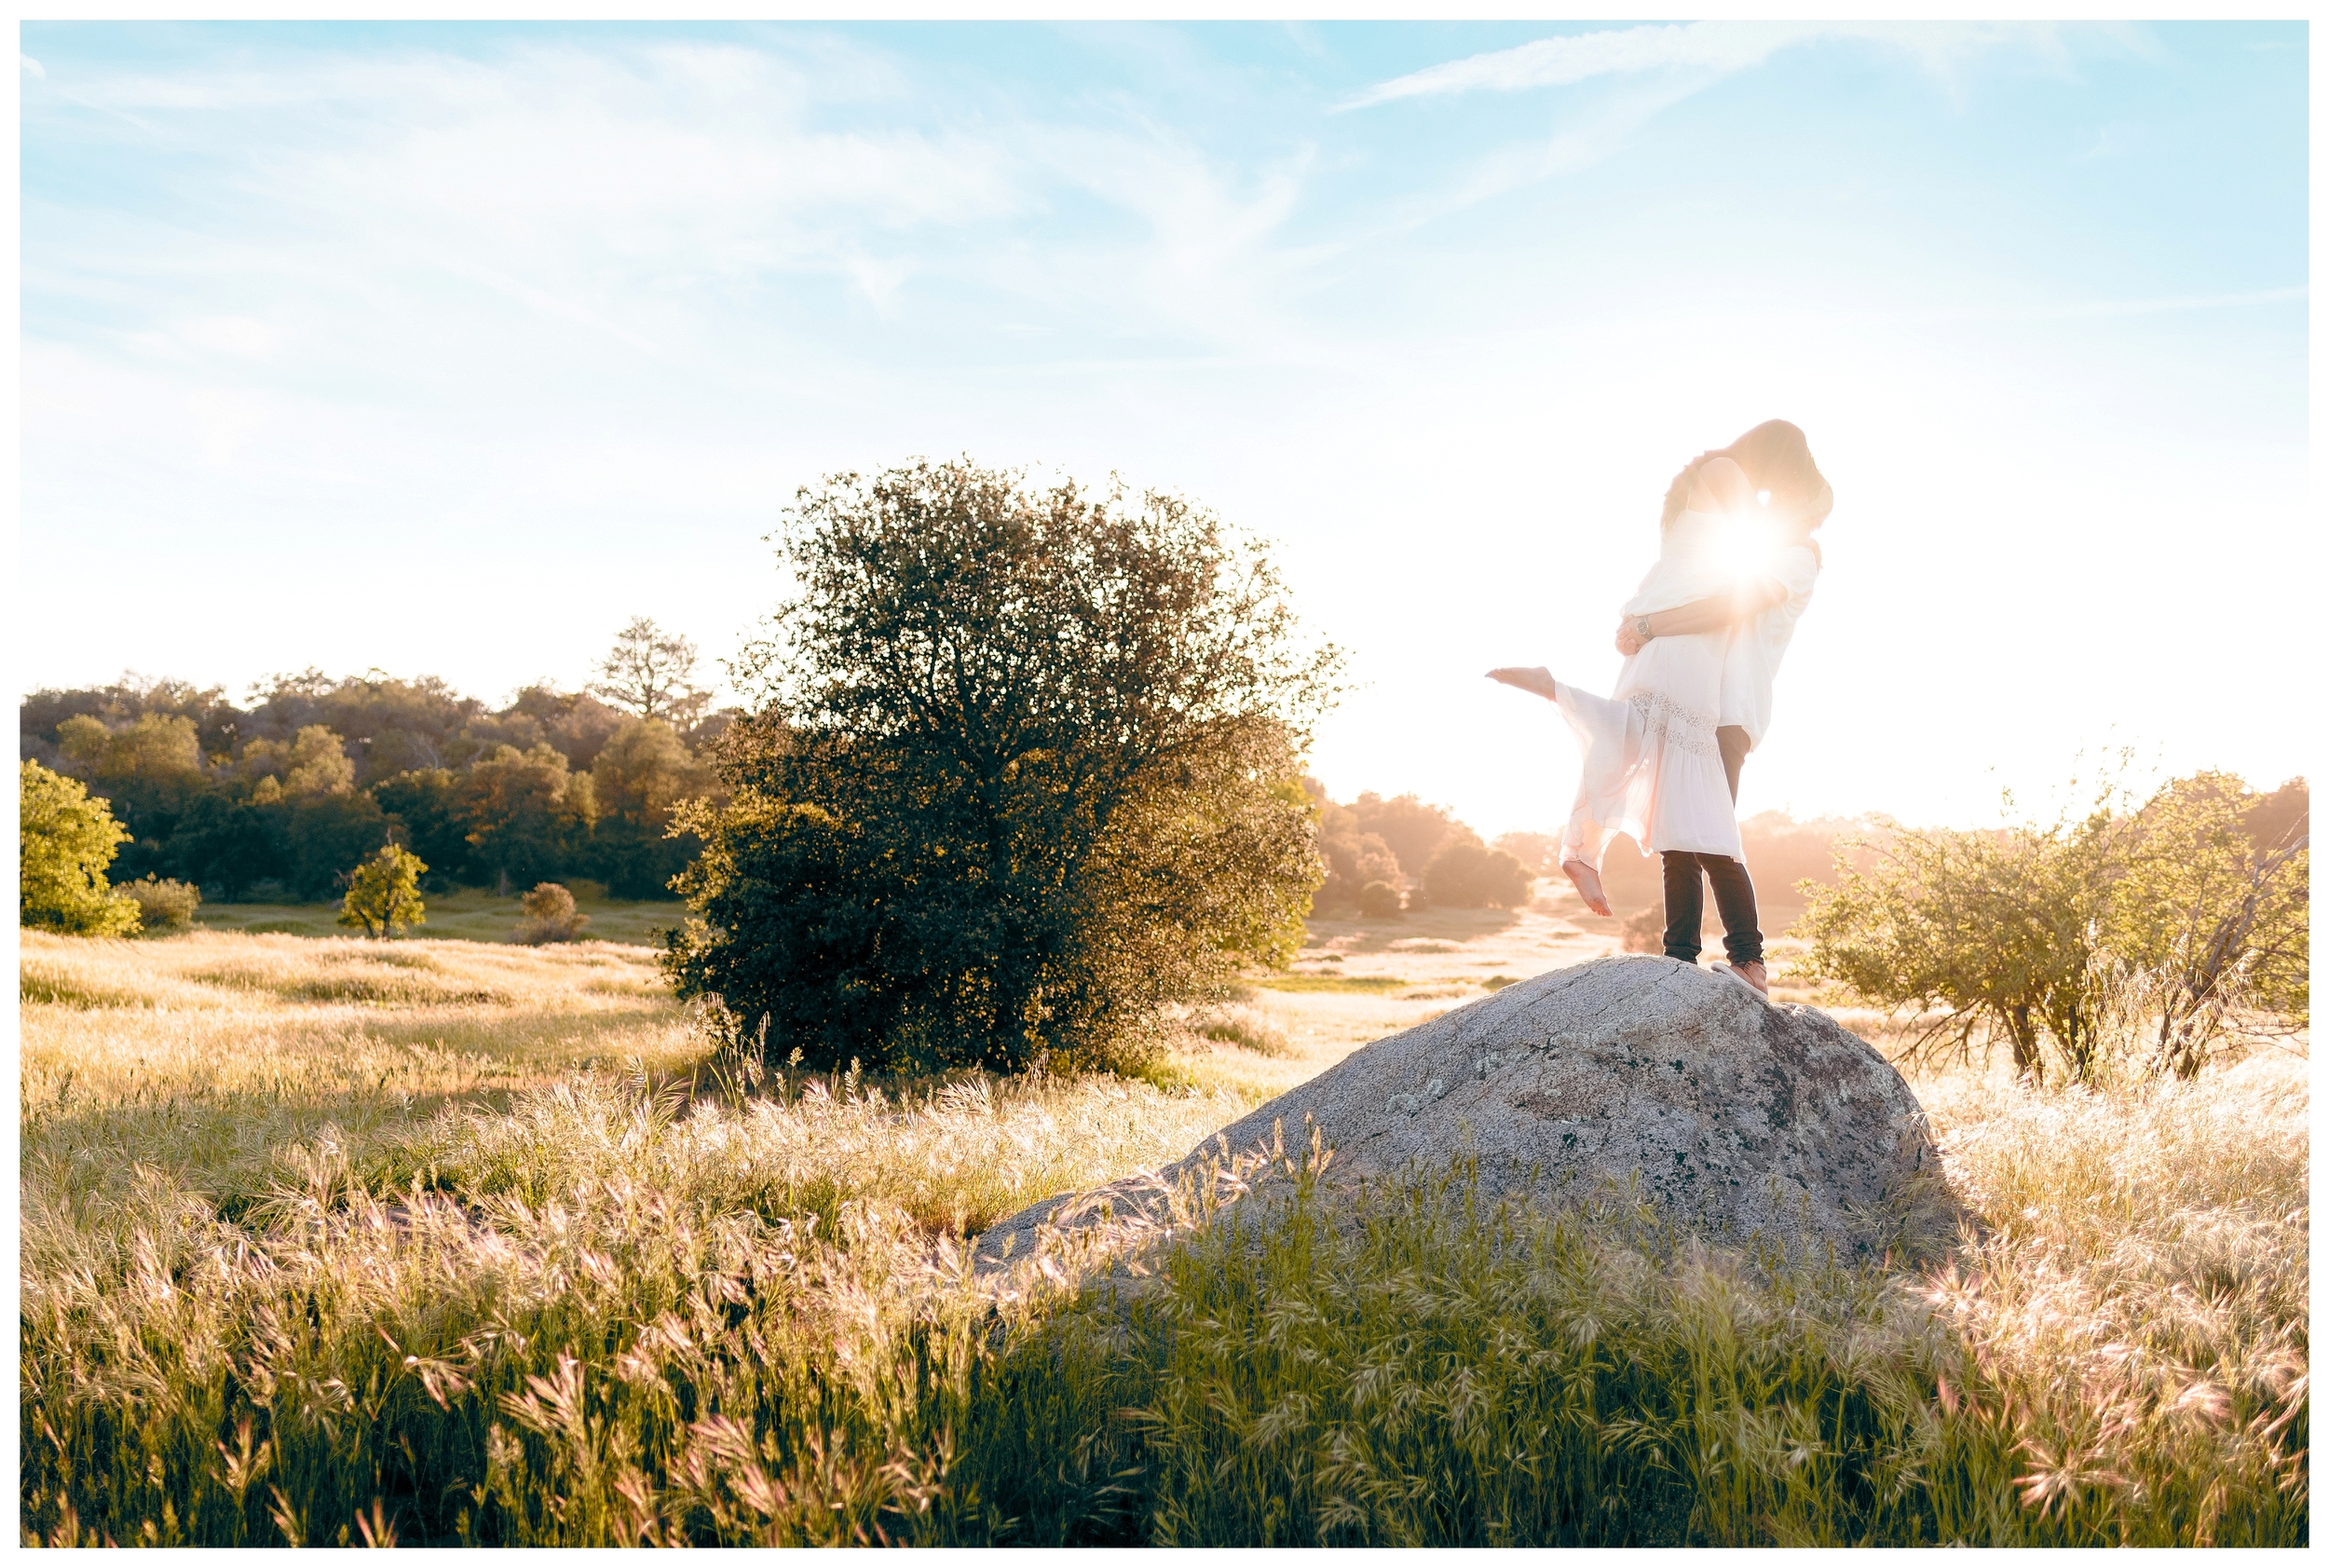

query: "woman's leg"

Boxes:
[1660, 852, 1706, 961]
[1703, 856, 1764, 967]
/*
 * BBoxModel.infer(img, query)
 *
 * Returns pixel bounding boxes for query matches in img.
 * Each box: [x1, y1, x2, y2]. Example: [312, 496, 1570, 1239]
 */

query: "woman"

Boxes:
[1491, 420, 1830, 997]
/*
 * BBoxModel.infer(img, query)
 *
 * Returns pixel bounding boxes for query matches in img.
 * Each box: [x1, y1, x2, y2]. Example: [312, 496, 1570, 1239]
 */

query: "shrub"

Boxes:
[1355, 880, 1404, 919]
[337, 844, 429, 939]
[1619, 907, 1663, 953]
[1423, 841, 1533, 908]
[664, 458, 1341, 1074]
[2104, 771, 2307, 1074]
[1186, 1000, 1287, 1056]
[1800, 768, 2308, 1084]
[121, 875, 202, 934]
[20, 760, 142, 935]
[1798, 789, 2133, 1083]
[514, 882, 592, 945]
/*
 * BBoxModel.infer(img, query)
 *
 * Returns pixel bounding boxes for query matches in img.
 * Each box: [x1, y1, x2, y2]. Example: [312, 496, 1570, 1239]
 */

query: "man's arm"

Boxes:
[1615, 576, 1787, 652]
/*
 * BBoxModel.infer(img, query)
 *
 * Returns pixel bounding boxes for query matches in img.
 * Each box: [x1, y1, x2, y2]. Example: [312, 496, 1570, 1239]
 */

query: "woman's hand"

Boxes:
[1614, 620, 1646, 656]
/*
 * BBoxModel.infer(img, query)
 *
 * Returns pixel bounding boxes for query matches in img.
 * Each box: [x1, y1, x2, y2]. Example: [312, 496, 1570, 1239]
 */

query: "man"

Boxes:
[1613, 473, 1827, 995]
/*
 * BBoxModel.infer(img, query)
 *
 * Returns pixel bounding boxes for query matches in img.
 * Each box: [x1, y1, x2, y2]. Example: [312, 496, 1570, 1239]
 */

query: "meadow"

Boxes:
[19, 903, 2308, 1546]
[186, 882, 685, 948]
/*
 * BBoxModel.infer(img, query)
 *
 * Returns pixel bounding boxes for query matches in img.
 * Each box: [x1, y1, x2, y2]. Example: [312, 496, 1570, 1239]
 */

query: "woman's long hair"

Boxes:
[1659, 420, 1832, 545]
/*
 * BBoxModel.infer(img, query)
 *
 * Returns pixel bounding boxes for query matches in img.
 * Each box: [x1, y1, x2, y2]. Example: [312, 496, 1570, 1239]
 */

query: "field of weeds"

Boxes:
[20, 929, 2308, 1546]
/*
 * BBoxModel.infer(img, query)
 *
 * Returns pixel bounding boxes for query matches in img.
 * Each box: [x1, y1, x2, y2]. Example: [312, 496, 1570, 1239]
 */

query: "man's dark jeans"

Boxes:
[1660, 724, 1762, 966]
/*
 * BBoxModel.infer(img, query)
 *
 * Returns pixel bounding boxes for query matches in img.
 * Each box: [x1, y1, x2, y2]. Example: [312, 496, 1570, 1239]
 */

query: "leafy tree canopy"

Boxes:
[592, 618, 715, 729]
[461, 743, 596, 894]
[337, 843, 428, 940]
[20, 760, 142, 935]
[665, 457, 1342, 1073]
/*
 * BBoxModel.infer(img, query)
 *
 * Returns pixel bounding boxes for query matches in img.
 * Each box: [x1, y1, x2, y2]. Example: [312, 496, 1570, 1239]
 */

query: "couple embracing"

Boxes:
[1491, 420, 1832, 999]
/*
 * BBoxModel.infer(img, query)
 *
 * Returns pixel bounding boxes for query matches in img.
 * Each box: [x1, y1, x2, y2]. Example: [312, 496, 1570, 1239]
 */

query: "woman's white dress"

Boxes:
[1553, 508, 1743, 868]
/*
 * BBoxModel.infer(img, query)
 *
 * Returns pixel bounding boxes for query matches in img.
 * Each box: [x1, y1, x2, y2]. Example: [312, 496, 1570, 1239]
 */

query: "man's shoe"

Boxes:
[1712, 961, 1769, 998]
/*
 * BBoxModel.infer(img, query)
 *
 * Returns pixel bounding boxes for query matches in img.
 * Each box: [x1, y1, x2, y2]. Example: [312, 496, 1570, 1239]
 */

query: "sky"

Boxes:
[18, 20, 2310, 837]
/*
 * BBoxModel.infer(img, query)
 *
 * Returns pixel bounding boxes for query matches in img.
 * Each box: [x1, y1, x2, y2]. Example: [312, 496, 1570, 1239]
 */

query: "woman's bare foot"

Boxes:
[1487, 666, 1559, 702]
[1560, 858, 1612, 917]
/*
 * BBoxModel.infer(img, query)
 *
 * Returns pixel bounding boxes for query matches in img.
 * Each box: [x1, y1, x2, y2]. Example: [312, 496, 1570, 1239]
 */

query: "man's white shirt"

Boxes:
[1718, 543, 1820, 750]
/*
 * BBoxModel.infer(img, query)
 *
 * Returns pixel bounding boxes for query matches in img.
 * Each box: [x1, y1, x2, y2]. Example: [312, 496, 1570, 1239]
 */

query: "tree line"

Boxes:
[18, 619, 731, 903]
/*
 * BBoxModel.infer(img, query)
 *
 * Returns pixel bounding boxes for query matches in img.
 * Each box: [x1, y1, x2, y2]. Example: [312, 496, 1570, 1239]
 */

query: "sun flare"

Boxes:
[1710, 508, 1782, 580]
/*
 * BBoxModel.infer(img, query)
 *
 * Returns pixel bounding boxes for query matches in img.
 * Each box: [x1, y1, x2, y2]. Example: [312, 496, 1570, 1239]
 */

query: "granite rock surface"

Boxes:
[974, 954, 1938, 1271]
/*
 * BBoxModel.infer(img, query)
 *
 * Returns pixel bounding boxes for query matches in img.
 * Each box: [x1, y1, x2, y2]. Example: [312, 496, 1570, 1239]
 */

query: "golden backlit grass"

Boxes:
[19, 931, 2308, 1546]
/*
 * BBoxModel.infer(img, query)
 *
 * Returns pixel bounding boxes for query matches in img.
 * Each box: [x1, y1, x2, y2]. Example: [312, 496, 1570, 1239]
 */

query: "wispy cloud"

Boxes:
[1333, 21, 2109, 232]
[1344, 21, 1817, 109]
[1347, 20, 2091, 111]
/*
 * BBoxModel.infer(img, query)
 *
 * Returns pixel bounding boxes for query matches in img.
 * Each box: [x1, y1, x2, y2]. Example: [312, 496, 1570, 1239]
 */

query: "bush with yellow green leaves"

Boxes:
[20, 759, 142, 935]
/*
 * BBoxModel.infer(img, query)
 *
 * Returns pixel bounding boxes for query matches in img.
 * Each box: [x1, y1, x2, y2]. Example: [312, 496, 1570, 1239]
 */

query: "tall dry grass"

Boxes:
[18, 932, 2308, 1545]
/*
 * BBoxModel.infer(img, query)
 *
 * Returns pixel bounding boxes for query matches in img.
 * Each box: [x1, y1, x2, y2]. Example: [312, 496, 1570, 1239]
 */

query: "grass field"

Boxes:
[188, 884, 687, 948]
[19, 919, 2308, 1546]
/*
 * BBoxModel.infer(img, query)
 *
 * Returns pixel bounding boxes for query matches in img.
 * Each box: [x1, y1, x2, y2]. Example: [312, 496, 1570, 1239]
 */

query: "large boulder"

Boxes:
[975, 955, 1940, 1270]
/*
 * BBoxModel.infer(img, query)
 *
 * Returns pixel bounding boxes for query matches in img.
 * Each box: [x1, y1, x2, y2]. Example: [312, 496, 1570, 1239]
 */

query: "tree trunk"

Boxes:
[2007, 1003, 2043, 1084]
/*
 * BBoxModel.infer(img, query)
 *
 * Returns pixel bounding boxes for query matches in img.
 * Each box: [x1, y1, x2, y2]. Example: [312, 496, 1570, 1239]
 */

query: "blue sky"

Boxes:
[19, 21, 2309, 834]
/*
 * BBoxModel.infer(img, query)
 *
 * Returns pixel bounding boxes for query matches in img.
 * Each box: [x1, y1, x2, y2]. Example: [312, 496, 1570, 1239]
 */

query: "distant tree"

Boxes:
[163, 793, 285, 900]
[1490, 830, 1557, 877]
[1356, 880, 1404, 919]
[22, 675, 245, 764]
[589, 717, 715, 898]
[461, 743, 596, 894]
[20, 761, 142, 935]
[590, 717, 714, 828]
[56, 709, 208, 805]
[237, 670, 484, 789]
[666, 458, 1340, 1073]
[502, 684, 629, 772]
[2243, 778, 2308, 858]
[372, 768, 473, 888]
[288, 793, 393, 900]
[1423, 841, 1533, 908]
[121, 875, 202, 935]
[592, 618, 714, 729]
[1350, 791, 1478, 880]
[1315, 827, 1401, 911]
[514, 882, 592, 944]
[337, 844, 428, 939]
[242, 724, 355, 802]
[52, 711, 217, 883]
